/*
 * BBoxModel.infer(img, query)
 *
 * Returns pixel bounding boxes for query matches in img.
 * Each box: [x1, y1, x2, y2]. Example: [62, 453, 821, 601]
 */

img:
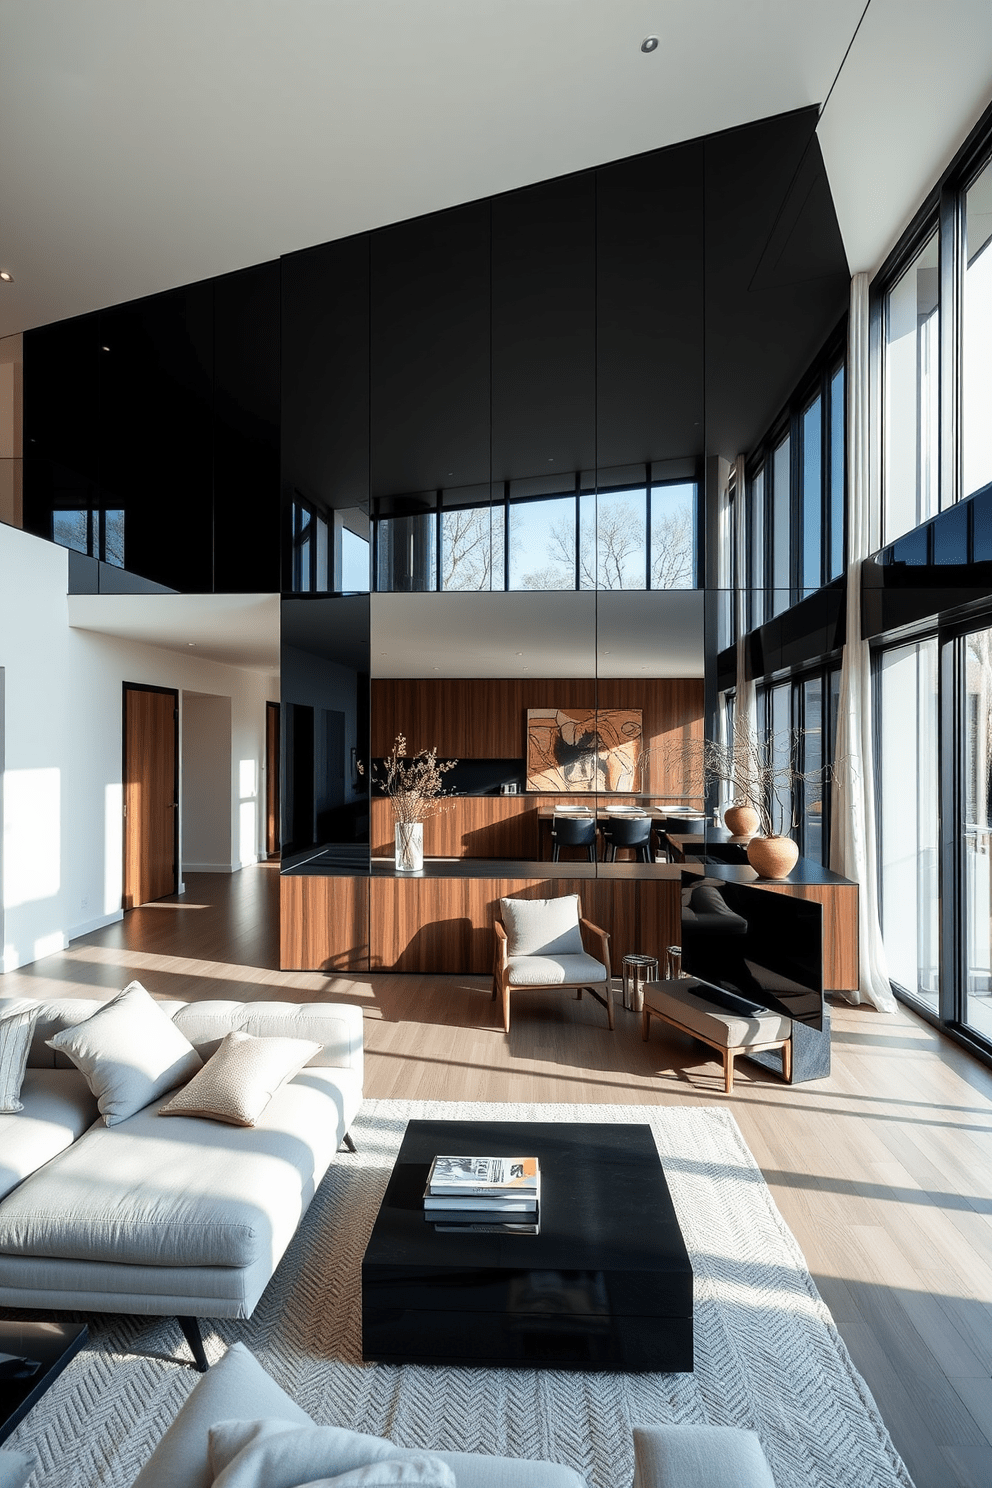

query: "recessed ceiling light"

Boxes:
[641, 36, 659, 53]
[0, 271, 13, 283]
[101, 346, 110, 352]
[188, 642, 196, 647]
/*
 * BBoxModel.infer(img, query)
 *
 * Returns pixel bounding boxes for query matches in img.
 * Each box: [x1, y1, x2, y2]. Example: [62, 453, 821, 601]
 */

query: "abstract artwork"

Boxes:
[526, 708, 642, 792]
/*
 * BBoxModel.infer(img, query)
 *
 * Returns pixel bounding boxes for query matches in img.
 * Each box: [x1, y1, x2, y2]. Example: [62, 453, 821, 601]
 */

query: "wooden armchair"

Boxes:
[492, 894, 614, 1034]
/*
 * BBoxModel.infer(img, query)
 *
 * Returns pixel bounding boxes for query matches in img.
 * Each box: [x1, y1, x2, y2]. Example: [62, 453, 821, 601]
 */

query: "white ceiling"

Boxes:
[2, 1, 991, 337]
[67, 592, 280, 671]
[371, 591, 704, 678]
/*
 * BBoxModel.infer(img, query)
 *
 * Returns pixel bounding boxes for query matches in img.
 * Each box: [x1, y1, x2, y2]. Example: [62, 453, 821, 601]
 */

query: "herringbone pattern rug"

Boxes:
[7, 1101, 914, 1488]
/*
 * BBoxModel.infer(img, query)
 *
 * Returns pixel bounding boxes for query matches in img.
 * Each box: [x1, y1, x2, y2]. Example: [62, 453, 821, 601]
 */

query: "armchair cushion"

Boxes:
[499, 896, 584, 958]
[507, 953, 608, 987]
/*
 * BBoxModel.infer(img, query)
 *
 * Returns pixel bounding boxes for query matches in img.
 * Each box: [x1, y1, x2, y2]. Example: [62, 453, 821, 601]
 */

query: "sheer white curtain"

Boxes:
[732, 454, 757, 772]
[830, 273, 896, 1011]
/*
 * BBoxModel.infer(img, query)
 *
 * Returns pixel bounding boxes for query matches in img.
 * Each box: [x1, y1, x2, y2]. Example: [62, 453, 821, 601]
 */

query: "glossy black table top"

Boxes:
[363, 1119, 691, 1309]
[0, 1321, 88, 1445]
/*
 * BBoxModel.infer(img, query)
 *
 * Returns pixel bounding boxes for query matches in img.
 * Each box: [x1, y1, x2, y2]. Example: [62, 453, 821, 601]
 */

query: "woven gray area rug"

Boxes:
[7, 1100, 914, 1488]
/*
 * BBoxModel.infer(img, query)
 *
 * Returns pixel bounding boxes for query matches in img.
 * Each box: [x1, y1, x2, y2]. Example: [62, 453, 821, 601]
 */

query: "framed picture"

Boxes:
[526, 707, 642, 792]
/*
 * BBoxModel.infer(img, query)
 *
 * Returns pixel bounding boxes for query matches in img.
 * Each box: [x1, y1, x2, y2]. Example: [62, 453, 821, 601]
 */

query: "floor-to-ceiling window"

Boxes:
[963, 624, 992, 1041]
[882, 232, 940, 543]
[878, 639, 940, 1015]
[963, 157, 992, 502]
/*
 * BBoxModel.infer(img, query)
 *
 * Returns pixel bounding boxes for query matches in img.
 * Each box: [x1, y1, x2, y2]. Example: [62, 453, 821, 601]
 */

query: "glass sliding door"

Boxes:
[963, 626, 992, 1042]
[879, 639, 939, 1014]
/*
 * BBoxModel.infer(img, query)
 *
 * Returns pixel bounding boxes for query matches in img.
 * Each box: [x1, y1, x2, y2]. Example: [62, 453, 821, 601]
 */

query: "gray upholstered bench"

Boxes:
[642, 977, 791, 1094]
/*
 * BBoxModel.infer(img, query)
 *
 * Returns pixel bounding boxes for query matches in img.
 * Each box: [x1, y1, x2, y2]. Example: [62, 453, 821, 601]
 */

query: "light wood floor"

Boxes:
[5, 863, 992, 1488]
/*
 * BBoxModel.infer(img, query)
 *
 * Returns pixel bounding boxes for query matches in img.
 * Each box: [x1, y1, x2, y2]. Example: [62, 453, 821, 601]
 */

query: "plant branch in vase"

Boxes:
[666, 727, 848, 879]
[372, 734, 457, 872]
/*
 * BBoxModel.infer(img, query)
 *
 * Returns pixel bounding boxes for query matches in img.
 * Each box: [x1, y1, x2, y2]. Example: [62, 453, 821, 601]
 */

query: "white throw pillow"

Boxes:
[158, 1030, 321, 1127]
[46, 981, 202, 1126]
[500, 895, 584, 958]
[0, 1001, 39, 1113]
[208, 1419, 456, 1488]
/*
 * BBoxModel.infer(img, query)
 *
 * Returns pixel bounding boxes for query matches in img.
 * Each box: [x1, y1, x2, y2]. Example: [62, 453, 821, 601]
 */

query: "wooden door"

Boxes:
[123, 685, 178, 909]
[265, 700, 280, 855]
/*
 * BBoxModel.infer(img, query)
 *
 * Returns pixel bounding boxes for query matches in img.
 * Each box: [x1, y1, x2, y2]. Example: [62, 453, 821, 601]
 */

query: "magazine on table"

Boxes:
[431, 1218, 540, 1235]
[423, 1193, 538, 1213]
[426, 1155, 540, 1197]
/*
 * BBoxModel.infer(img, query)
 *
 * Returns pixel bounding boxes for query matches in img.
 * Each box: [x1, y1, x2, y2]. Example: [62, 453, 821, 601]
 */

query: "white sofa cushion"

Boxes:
[0, 1067, 347, 1269]
[159, 1031, 322, 1127]
[173, 1001, 364, 1071]
[507, 953, 607, 987]
[0, 1069, 100, 1202]
[0, 1001, 39, 1112]
[500, 896, 584, 957]
[208, 1420, 455, 1488]
[130, 1344, 587, 1488]
[46, 982, 202, 1125]
[632, 1424, 775, 1488]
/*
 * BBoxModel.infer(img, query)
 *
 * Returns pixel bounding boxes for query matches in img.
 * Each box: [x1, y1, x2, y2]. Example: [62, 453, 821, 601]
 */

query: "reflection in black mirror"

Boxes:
[280, 595, 370, 871]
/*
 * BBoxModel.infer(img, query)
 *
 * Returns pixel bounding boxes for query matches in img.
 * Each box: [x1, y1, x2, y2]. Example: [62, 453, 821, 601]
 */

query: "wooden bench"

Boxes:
[641, 977, 792, 1094]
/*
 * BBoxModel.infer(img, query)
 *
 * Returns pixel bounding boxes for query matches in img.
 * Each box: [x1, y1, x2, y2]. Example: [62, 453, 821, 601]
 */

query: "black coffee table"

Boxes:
[0, 1321, 88, 1445]
[361, 1119, 693, 1371]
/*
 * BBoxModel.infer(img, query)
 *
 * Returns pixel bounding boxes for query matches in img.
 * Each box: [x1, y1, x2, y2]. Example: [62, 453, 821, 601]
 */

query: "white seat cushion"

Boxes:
[507, 953, 607, 987]
[500, 896, 584, 957]
[0, 1068, 347, 1268]
[0, 1069, 100, 1201]
[645, 982, 790, 1047]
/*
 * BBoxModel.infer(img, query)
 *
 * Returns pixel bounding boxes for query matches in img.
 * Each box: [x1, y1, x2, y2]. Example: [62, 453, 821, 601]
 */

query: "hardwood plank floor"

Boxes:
[4, 864, 992, 1487]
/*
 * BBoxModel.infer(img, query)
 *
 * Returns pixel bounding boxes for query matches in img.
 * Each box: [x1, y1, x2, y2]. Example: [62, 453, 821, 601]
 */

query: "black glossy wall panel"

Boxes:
[281, 594, 371, 870]
[23, 313, 101, 515]
[214, 261, 281, 592]
[597, 145, 704, 470]
[98, 284, 215, 591]
[282, 234, 371, 516]
[492, 174, 595, 483]
[371, 203, 490, 499]
[704, 109, 849, 459]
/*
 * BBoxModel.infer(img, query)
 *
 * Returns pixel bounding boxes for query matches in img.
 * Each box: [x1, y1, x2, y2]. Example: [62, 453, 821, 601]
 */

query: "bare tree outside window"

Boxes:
[516, 486, 694, 590]
[441, 505, 504, 590]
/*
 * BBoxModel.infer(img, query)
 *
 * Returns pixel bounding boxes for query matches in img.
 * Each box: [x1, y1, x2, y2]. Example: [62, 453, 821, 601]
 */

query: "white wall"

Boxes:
[181, 692, 233, 873]
[0, 523, 278, 972]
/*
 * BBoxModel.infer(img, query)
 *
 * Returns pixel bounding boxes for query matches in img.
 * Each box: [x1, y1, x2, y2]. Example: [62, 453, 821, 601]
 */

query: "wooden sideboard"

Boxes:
[281, 864, 680, 977]
[279, 858, 859, 994]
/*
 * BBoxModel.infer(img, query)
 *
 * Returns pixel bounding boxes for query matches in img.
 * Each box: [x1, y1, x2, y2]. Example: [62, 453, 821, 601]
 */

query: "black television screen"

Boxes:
[680, 874, 824, 1030]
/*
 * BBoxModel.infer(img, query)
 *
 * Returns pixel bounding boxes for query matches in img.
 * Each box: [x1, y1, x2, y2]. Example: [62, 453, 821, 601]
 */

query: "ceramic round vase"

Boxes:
[395, 821, 424, 872]
[746, 834, 799, 879]
[724, 802, 760, 838]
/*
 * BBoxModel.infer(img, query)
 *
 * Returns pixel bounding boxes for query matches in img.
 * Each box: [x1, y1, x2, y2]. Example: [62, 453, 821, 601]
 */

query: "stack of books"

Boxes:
[424, 1154, 540, 1234]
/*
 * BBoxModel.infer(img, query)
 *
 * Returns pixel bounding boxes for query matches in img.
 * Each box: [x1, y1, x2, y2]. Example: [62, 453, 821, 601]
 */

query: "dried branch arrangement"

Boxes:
[373, 734, 458, 823]
[686, 726, 845, 838]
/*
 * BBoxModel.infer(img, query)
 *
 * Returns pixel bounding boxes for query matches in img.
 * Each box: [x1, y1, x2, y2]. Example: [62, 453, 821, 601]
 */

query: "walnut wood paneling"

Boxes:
[370, 796, 539, 858]
[370, 677, 702, 777]
[760, 882, 859, 994]
[369, 873, 677, 975]
[280, 873, 369, 972]
[596, 678, 703, 795]
[124, 685, 177, 909]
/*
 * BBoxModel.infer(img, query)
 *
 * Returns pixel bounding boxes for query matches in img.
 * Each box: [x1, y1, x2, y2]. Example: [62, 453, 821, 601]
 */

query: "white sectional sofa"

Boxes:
[0, 995, 364, 1367]
[127, 1342, 777, 1488]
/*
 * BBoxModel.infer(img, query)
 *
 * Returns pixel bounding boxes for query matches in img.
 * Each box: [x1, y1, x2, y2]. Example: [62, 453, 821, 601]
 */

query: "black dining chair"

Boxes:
[550, 814, 598, 862]
[601, 815, 653, 863]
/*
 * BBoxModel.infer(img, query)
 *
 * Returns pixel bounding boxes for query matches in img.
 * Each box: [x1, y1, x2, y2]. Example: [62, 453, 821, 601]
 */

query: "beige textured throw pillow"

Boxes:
[0, 1001, 40, 1113]
[45, 981, 202, 1126]
[208, 1419, 456, 1488]
[158, 1030, 321, 1126]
